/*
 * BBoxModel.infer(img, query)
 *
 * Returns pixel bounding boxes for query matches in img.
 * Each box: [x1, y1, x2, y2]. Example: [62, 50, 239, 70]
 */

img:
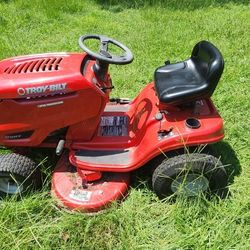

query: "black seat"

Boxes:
[154, 41, 224, 105]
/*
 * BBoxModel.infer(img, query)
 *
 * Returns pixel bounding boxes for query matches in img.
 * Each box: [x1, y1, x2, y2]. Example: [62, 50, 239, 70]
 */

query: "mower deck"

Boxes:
[53, 83, 224, 211]
[52, 152, 130, 212]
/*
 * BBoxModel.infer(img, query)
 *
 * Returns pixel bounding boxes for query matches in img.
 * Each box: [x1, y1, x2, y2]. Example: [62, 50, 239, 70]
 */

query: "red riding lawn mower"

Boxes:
[0, 34, 228, 212]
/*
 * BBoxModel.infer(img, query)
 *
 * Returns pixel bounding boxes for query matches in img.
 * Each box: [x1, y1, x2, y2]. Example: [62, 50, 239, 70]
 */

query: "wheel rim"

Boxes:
[171, 174, 209, 197]
[0, 175, 23, 194]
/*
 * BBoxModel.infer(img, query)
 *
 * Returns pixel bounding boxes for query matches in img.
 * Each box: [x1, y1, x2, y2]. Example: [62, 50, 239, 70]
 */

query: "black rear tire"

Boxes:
[0, 153, 41, 196]
[152, 153, 228, 199]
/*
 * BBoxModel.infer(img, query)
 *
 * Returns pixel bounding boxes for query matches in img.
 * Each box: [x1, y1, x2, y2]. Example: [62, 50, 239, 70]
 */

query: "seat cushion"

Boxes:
[154, 59, 207, 105]
[154, 40, 224, 106]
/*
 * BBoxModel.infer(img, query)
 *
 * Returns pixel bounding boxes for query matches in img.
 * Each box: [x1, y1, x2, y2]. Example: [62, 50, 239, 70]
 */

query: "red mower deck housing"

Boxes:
[52, 152, 130, 212]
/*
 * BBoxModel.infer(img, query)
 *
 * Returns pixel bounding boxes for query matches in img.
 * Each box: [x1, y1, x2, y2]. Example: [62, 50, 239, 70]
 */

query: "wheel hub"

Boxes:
[0, 176, 23, 194]
[171, 174, 209, 197]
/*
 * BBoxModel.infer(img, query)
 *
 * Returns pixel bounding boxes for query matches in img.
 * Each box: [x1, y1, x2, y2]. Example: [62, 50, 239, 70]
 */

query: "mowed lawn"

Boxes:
[0, 0, 249, 249]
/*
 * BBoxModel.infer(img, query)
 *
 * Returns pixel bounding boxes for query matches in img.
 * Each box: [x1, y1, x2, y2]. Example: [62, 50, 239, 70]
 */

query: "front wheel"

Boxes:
[152, 153, 228, 199]
[0, 153, 41, 196]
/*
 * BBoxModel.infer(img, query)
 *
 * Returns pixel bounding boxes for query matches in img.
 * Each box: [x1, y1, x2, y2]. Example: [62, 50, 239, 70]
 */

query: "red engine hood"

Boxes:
[0, 52, 90, 99]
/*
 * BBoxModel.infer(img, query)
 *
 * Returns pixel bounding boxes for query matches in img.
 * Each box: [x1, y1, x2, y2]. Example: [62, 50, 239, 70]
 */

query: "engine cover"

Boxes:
[0, 53, 107, 146]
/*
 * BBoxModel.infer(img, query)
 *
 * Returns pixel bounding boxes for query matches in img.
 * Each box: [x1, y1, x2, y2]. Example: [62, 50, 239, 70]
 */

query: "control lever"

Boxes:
[56, 139, 65, 156]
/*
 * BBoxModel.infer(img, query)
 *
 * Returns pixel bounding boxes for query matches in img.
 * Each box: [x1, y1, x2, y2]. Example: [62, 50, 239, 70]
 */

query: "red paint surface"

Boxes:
[52, 152, 129, 212]
[0, 53, 108, 146]
[0, 51, 224, 211]
[69, 84, 224, 172]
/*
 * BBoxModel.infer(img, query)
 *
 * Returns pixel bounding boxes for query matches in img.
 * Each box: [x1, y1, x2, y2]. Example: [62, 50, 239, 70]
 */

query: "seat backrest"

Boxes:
[191, 41, 224, 94]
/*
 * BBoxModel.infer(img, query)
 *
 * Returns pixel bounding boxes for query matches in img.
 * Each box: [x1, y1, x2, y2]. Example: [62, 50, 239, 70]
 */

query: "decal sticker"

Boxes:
[37, 101, 64, 108]
[17, 83, 67, 96]
[99, 116, 128, 136]
[69, 189, 92, 202]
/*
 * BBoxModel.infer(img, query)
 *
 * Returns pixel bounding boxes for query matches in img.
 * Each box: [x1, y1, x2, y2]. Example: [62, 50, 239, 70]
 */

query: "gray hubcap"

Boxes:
[0, 176, 23, 194]
[171, 174, 209, 196]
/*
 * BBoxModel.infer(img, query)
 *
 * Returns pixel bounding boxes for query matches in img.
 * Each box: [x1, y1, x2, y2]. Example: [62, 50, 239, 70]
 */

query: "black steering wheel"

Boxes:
[79, 34, 133, 65]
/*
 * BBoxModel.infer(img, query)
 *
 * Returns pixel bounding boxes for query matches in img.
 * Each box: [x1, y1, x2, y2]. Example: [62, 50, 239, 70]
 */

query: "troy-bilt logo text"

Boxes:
[17, 83, 67, 96]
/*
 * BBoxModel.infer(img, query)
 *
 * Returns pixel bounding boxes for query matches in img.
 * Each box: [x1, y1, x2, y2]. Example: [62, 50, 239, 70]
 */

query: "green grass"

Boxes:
[0, 0, 250, 249]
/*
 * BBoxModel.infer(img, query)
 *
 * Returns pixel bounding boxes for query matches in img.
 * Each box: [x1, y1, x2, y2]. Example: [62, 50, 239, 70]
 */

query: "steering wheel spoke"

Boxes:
[100, 37, 109, 52]
[100, 49, 113, 59]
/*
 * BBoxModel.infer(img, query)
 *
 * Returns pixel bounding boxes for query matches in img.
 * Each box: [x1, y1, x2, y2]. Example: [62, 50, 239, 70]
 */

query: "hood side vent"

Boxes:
[4, 57, 63, 74]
